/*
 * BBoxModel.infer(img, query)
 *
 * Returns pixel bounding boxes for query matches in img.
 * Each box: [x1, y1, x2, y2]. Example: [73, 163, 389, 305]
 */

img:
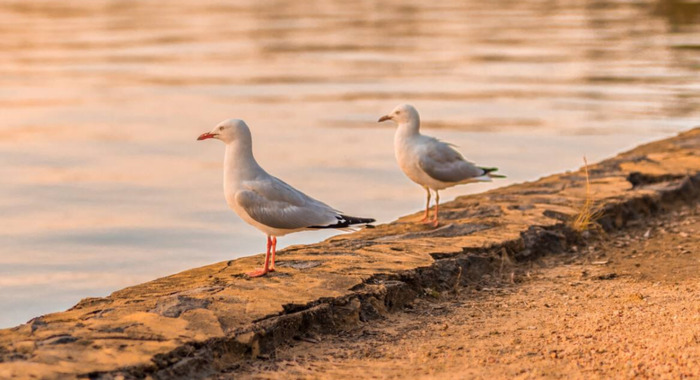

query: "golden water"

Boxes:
[1, 0, 699, 327]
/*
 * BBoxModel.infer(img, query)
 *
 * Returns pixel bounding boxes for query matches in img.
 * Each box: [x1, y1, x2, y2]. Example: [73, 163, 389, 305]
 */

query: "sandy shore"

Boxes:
[229, 203, 700, 379]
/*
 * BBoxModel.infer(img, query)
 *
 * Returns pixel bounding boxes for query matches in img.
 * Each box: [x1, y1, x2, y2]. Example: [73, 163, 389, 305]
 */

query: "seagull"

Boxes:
[198, 119, 375, 277]
[378, 104, 504, 227]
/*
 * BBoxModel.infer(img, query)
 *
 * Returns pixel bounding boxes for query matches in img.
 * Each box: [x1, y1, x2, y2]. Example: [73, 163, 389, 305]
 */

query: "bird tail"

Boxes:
[480, 167, 506, 179]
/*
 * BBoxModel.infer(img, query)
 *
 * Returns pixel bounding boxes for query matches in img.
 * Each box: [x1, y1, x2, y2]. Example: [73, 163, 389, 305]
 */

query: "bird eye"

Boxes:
[219, 126, 224, 131]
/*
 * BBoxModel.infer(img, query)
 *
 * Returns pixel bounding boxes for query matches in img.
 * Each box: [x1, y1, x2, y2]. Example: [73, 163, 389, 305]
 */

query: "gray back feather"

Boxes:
[418, 137, 484, 183]
[235, 176, 339, 230]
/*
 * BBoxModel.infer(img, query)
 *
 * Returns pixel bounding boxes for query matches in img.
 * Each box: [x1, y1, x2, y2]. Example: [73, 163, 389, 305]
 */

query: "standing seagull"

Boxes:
[198, 119, 375, 277]
[378, 104, 504, 227]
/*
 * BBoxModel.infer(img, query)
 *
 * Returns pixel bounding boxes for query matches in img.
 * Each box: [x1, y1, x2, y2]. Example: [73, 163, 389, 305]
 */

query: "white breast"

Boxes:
[394, 133, 450, 190]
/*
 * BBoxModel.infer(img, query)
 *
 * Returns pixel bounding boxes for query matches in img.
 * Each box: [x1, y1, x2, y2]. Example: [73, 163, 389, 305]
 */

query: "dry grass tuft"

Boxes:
[571, 157, 604, 232]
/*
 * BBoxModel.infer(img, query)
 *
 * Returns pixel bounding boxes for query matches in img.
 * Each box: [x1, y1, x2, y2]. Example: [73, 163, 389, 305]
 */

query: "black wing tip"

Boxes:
[342, 215, 376, 225]
[309, 215, 375, 229]
[480, 167, 506, 178]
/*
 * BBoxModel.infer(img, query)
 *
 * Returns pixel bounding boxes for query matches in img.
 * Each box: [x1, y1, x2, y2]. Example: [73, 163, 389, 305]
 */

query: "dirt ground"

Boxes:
[224, 202, 700, 380]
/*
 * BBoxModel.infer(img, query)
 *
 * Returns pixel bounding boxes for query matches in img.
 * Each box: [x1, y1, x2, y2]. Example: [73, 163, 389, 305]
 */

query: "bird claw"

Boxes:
[431, 219, 439, 228]
[246, 268, 270, 278]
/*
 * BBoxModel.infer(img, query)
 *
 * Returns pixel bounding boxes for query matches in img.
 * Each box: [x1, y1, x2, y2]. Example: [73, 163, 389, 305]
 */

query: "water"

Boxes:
[1, 0, 699, 328]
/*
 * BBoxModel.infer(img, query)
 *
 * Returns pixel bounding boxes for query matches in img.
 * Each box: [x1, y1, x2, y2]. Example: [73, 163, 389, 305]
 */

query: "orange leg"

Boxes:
[247, 235, 272, 277]
[431, 191, 440, 228]
[420, 187, 432, 222]
[269, 236, 277, 272]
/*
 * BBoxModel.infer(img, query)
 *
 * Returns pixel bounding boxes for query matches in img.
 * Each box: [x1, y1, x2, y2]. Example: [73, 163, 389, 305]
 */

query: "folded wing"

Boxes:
[235, 176, 340, 230]
[417, 138, 486, 183]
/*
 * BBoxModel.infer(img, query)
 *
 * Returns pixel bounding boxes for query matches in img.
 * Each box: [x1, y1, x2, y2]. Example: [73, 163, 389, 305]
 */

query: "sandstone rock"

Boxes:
[0, 128, 699, 379]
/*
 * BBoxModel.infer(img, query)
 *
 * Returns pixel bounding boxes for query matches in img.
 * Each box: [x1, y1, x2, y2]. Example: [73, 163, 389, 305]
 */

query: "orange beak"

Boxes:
[197, 132, 217, 141]
[377, 115, 391, 122]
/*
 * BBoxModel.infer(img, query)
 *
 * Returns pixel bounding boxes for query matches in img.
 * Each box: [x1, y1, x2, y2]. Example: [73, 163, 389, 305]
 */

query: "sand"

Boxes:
[230, 203, 700, 379]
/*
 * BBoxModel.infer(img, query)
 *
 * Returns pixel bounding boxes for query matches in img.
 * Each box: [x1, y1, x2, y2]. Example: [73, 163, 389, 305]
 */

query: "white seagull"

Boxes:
[378, 104, 504, 227]
[198, 119, 375, 277]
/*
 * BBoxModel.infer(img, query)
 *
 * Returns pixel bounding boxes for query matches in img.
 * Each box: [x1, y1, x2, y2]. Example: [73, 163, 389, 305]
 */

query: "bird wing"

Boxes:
[417, 137, 485, 183]
[235, 176, 339, 230]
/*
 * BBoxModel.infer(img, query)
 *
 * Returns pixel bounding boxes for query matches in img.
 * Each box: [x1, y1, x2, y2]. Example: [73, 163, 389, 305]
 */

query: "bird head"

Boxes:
[197, 119, 251, 144]
[377, 104, 419, 125]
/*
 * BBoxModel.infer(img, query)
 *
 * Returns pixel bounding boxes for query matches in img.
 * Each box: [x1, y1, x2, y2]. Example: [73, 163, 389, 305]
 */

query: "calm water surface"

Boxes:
[1, 0, 700, 327]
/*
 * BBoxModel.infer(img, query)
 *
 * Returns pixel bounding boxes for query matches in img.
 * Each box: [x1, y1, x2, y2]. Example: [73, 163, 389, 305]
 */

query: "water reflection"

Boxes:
[1, 0, 699, 328]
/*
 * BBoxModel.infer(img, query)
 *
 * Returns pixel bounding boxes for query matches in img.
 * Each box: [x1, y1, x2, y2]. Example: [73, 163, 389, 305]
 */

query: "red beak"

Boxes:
[197, 132, 216, 141]
[378, 115, 391, 122]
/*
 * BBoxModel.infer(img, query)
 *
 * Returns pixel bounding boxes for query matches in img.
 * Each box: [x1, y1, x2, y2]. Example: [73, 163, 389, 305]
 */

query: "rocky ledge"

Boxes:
[1, 129, 700, 379]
